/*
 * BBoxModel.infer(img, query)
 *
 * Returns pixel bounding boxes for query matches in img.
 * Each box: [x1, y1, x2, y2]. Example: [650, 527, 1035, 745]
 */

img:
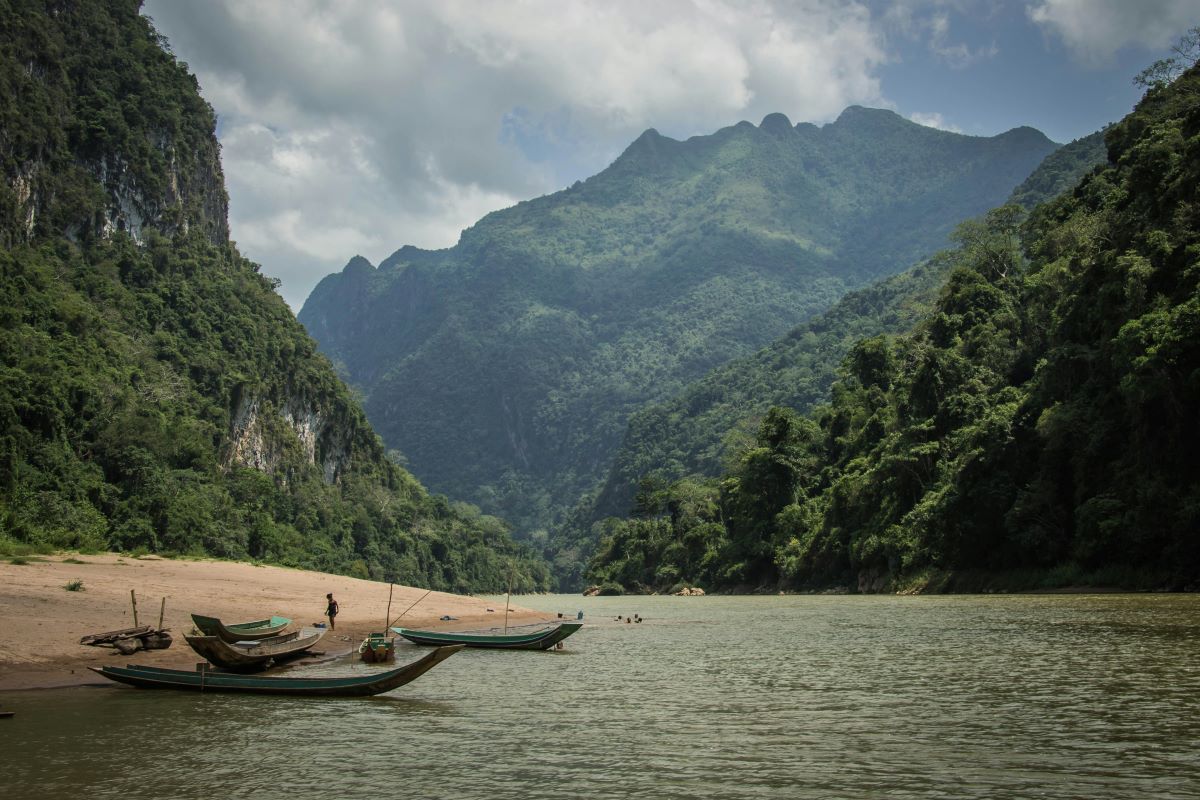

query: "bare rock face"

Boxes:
[227, 388, 354, 485]
[1, 4, 230, 249]
[89, 150, 229, 246]
[673, 586, 705, 596]
[856, 569, 889, 594]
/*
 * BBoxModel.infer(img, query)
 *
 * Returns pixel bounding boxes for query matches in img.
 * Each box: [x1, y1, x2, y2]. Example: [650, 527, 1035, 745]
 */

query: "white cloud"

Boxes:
[908, 111, 963, 132]
[238, 210, 380, 263]
[881, 3, 999, 68]
[1027, 0, 1200, 65]
[144, 0, 889, 308]
[927, 12, 999, 68]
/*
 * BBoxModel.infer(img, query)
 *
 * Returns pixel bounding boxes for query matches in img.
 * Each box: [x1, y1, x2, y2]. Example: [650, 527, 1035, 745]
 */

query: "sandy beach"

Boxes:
[0, 553, 555, 690]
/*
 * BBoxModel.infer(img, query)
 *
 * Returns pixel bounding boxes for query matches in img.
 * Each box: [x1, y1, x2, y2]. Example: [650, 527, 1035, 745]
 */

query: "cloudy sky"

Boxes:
[143, 0, 1200, 310]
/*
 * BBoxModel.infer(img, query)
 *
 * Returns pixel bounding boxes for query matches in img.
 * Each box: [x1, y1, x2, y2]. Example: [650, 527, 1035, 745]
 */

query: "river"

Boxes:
[3, 593, 1199, 799]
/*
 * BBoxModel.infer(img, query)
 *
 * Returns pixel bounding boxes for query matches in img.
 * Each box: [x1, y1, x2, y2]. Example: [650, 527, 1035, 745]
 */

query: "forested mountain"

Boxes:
[1007, 129, 1107, 210]
[301, 107, 1058, 540]
[0, 0, 549, 592]
[586, 63, 1200, 594]
[555, 129, 1110, 587]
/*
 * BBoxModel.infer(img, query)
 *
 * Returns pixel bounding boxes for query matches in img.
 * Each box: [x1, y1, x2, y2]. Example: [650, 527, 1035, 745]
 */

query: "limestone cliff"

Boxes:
[0, 1, 228, 247]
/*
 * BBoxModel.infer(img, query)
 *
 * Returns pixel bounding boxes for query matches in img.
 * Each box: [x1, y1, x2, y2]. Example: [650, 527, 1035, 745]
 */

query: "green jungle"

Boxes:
[0, 0, 549, 592]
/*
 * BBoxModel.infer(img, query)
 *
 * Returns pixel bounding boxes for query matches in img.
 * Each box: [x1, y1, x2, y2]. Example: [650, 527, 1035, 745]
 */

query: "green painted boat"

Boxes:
[390, 622, 582, 650]
[89, 645, 463, 696]
[358, 632, 396, 663]
[184, 628, 324, 670]
[191, 614, 291, 642]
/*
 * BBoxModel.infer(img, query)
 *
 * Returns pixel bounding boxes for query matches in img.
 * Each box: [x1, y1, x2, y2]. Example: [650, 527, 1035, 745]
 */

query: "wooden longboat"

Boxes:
[390, 622, 582, 650]
[89, 645, 463, 696]
[190, 614, 291, 642]
[184, 628, 324, 670]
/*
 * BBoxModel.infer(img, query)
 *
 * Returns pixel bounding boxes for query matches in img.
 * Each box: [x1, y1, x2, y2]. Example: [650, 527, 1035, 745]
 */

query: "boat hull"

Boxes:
[191, 614, 291, 642]
[89, 646, 463, 696]
[185, 629, 324, 670]
[391, 622, 582, 650]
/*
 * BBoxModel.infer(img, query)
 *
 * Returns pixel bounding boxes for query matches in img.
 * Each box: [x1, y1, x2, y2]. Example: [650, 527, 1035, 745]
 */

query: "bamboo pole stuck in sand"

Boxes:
[158, 597, 166, 630]
[503, 563, 514, 635]
[384, 583, 394, 631]
[130, 589, 138, 627]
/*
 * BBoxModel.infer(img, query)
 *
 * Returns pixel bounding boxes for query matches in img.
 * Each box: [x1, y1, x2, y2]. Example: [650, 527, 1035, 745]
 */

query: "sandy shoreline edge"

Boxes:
[0, 553, 556, 691]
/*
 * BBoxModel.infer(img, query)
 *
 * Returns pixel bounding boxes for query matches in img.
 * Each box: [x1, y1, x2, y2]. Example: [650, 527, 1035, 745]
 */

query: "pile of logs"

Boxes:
[79, 590, 173, 654]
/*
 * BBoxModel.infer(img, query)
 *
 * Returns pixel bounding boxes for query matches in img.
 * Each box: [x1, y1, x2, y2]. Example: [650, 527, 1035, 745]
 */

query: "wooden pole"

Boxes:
[158, 597, 166, 630]
[130, 589, 139, 628]
[503, 563, 514, 635]
[389, 588, 433, 628]
[383, 583, 394, 632]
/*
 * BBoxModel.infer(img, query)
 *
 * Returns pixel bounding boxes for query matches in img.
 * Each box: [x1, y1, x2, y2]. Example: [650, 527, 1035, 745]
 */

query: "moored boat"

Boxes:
[89, 645, 463, 696]
[191, 614, 291, 642]
[185, 628, 324, 670]
[358, 632, 396, 663]
[391, 622, 581, 650]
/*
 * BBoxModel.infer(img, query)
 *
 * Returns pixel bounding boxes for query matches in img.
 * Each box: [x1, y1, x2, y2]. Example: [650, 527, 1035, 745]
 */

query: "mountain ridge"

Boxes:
[583, 126, 1112, 540]
[300, 105, 1059, 541]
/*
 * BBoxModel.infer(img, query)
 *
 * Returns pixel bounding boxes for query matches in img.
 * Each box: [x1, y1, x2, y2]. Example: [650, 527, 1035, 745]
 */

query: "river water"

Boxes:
[3, 593, 1199, 799]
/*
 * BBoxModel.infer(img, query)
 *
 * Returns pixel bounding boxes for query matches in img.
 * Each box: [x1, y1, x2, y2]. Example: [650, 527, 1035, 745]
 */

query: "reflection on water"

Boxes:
[3, 594, 1199, 799]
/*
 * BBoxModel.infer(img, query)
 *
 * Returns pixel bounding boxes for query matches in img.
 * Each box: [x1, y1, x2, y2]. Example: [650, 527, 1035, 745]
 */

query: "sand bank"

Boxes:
[0, 553, 552, 690]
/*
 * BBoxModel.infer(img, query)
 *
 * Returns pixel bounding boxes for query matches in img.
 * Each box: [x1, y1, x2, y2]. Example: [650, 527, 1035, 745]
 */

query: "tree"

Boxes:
[1134, 28, 1200, 90]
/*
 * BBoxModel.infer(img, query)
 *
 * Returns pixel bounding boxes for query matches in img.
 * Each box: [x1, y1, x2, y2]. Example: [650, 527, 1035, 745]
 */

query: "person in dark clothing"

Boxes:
[325, 593, 339, 630]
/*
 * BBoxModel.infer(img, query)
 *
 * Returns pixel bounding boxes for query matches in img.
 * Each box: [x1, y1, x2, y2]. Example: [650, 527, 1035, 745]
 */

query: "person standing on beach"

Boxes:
[325, 593, 339, 630]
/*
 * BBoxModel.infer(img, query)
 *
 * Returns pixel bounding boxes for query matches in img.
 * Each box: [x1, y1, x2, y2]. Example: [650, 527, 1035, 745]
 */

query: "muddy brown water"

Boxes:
[3, 593, 1198, 799]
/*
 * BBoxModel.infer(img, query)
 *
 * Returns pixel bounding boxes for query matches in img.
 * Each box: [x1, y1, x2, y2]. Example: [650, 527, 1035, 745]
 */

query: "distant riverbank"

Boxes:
[586, 562, 1188, 597]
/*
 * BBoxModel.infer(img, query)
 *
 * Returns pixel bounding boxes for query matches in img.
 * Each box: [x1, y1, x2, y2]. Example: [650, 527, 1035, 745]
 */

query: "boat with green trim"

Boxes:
[359, 632, 396, 663]
[185, 628, 324, 670]
[89, 645, 463, 696]
[190, 614, 291, 642]
[390, 622, 582, 650]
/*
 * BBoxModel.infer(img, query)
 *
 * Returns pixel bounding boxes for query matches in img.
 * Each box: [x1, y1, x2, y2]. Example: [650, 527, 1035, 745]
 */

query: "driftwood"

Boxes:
[81, 625, 172, 654]
[82, 591, 173, 654]
[80, 625, 154, 645]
